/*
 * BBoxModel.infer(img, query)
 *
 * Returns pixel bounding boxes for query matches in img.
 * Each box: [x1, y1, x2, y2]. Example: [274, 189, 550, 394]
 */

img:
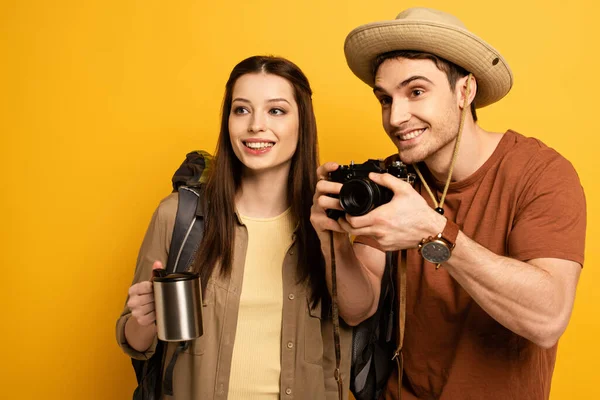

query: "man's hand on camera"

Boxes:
[338, 172, 446, 251]
[310, 162, 347, 238]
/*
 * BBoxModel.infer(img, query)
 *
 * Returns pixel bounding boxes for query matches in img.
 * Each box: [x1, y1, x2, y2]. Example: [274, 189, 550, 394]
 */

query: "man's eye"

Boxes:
[412, 89, 424, 97]
[378, 97, 392, 106]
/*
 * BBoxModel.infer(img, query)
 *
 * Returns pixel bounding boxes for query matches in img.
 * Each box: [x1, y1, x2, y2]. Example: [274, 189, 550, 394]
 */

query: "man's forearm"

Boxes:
[321, 232, 382, 326]
[444, 231, 580, 348]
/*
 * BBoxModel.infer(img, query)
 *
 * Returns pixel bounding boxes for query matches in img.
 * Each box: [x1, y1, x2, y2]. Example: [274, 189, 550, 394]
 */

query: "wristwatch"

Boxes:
[418, 219, 459, 265]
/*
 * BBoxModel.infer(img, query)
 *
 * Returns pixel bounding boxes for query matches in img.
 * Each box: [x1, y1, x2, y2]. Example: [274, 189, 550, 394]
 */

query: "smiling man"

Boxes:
[310, 7, 587, 400]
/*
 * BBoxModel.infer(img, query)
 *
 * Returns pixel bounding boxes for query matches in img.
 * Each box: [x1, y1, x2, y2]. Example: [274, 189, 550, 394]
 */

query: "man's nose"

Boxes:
[389, 99, 411, 127]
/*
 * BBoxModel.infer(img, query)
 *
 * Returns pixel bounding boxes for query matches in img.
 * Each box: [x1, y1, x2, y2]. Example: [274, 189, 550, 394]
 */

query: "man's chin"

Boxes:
[395, 147, 426, 165]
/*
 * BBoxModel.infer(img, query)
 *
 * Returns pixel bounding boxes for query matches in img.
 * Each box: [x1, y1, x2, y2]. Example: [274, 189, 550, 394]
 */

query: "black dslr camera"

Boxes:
[326, 159, 416, 220]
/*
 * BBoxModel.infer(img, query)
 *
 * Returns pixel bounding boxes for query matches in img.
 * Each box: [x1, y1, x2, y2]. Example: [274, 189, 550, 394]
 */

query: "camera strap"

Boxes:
[330, 231, 344, 400]
[391, 249, 407, 400]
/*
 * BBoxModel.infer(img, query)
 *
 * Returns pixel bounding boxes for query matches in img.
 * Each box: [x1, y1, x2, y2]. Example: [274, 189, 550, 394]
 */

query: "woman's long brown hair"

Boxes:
[191, 56, 327, 306]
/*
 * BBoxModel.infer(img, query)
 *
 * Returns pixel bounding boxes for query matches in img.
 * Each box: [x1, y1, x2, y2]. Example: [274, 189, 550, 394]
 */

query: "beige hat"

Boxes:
[344, 7, 513, 108]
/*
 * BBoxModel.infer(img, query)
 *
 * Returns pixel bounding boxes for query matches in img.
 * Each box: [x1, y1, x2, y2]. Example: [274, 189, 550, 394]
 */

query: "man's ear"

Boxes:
[457, 74, 477, 110]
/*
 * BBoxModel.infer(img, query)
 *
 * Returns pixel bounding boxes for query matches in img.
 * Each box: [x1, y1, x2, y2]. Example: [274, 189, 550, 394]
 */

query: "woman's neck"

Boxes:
[236, 166, 290, 218]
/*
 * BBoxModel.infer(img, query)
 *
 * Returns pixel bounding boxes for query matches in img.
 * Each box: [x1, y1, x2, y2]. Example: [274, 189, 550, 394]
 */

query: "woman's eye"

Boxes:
[233, 107, 249, 114]
[412, 89, 424, 97]
[269, 108, 285, 115]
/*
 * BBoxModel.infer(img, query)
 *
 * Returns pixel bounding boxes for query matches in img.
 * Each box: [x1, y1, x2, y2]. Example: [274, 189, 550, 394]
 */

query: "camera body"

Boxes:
[327, 159, 416, 219]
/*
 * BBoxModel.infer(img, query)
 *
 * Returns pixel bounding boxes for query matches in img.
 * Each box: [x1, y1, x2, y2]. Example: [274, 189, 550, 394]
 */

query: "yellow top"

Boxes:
[228, 207, 295, 399]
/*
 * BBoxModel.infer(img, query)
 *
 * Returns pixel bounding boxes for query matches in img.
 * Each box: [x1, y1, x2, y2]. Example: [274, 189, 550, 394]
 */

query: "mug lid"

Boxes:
[153, 271, 199, 282]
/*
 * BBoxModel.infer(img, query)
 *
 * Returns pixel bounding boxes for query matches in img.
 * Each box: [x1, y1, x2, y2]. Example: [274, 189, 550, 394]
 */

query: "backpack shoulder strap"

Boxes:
[159, 185, 207, 396]
[350, 250, 397, 400]
[165, 185, 206, 273]
[160, 184, 206, 395]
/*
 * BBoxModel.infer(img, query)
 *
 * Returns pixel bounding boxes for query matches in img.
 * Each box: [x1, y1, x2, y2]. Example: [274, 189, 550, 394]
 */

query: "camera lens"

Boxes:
[339, 179, 381, 216]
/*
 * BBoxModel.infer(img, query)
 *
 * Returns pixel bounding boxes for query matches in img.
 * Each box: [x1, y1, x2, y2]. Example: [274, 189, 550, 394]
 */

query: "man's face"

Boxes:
[373, 57, 463, 165]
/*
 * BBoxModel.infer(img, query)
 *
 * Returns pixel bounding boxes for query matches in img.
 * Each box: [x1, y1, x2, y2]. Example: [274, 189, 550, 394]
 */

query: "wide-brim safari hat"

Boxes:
[344, 7, 513, 108]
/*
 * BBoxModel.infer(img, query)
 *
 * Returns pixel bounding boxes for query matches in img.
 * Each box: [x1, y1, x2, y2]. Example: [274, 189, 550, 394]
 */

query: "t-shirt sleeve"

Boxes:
[508, 153, 586, 265]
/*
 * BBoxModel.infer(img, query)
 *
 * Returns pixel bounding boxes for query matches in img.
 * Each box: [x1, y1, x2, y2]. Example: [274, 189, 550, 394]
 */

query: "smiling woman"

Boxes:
[229, 73, 300, 177]
[115, 55, 352, 400]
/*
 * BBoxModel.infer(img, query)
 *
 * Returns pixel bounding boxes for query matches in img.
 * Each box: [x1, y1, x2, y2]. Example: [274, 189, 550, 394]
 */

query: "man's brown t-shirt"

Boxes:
[383, 130, 586, 400]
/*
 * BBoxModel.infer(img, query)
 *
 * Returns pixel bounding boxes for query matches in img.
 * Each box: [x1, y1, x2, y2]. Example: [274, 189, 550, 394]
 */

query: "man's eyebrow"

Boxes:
[399, 75, 435, 87]
[373, 75, 435, 94]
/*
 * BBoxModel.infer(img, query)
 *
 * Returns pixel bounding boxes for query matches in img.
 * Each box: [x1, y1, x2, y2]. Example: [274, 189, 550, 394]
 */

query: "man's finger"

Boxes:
[344, 213, 373, 229]
[317, 162, 340, 180]
[339, 217, 375, 237]
[318, 216, 347, 234]
[316, 180, 343, 195]
[317, 195, 343, 211]
[368, 172, 412, 193]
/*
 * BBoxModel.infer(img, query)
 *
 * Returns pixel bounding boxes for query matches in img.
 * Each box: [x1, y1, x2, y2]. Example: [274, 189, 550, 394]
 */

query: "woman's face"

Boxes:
[228, 73, 299, 176]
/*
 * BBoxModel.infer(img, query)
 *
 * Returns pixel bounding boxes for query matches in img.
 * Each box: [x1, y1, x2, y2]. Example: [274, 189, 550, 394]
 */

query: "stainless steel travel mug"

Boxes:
[153, 271, 203, 342]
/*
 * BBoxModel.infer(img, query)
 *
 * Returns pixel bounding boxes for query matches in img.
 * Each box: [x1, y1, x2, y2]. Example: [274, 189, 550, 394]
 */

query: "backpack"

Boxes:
[131, 150, 211, 400]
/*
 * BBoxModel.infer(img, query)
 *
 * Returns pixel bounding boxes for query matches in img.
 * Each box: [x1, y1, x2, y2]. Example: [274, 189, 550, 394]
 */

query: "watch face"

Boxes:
[421, 240, 451, 264]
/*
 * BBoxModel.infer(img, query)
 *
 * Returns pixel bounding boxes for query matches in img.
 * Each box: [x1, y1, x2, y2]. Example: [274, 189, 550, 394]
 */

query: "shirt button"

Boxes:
[289, 249, 294, 255]
[287, 341, 294, 349]
[288, 293, 295, 300]
[285, 388, 292, 395]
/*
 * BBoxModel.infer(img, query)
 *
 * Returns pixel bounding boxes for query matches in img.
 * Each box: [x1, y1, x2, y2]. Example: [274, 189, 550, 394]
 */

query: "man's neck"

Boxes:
[236, 165, 290, 218]
[425, 123, 503, 183]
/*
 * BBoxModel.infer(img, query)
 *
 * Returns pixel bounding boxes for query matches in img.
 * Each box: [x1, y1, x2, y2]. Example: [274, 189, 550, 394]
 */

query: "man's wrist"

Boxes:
[418, 211, 460, 265]
[422, 209, 447, 241]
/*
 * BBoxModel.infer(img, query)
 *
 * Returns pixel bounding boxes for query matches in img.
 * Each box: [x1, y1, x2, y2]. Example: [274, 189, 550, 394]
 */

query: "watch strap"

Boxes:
[441, 219, 459, 249]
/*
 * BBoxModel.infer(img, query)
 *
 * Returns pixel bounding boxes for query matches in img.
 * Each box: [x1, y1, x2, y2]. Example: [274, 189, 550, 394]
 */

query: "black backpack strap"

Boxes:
[162, 342, 189, 396]
[350, 250, 397, 400]
[159, 185, 205, 397]
[165, 186, 205, 273]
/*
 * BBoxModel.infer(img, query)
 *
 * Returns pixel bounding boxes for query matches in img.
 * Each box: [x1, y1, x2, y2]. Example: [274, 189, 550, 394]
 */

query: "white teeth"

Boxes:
[245, 141, 274, 149]
[399, 129, 425, 140]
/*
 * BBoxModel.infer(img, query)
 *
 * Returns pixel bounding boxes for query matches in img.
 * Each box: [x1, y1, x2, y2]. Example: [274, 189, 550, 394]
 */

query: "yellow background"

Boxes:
[1, 0, 598, 398]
